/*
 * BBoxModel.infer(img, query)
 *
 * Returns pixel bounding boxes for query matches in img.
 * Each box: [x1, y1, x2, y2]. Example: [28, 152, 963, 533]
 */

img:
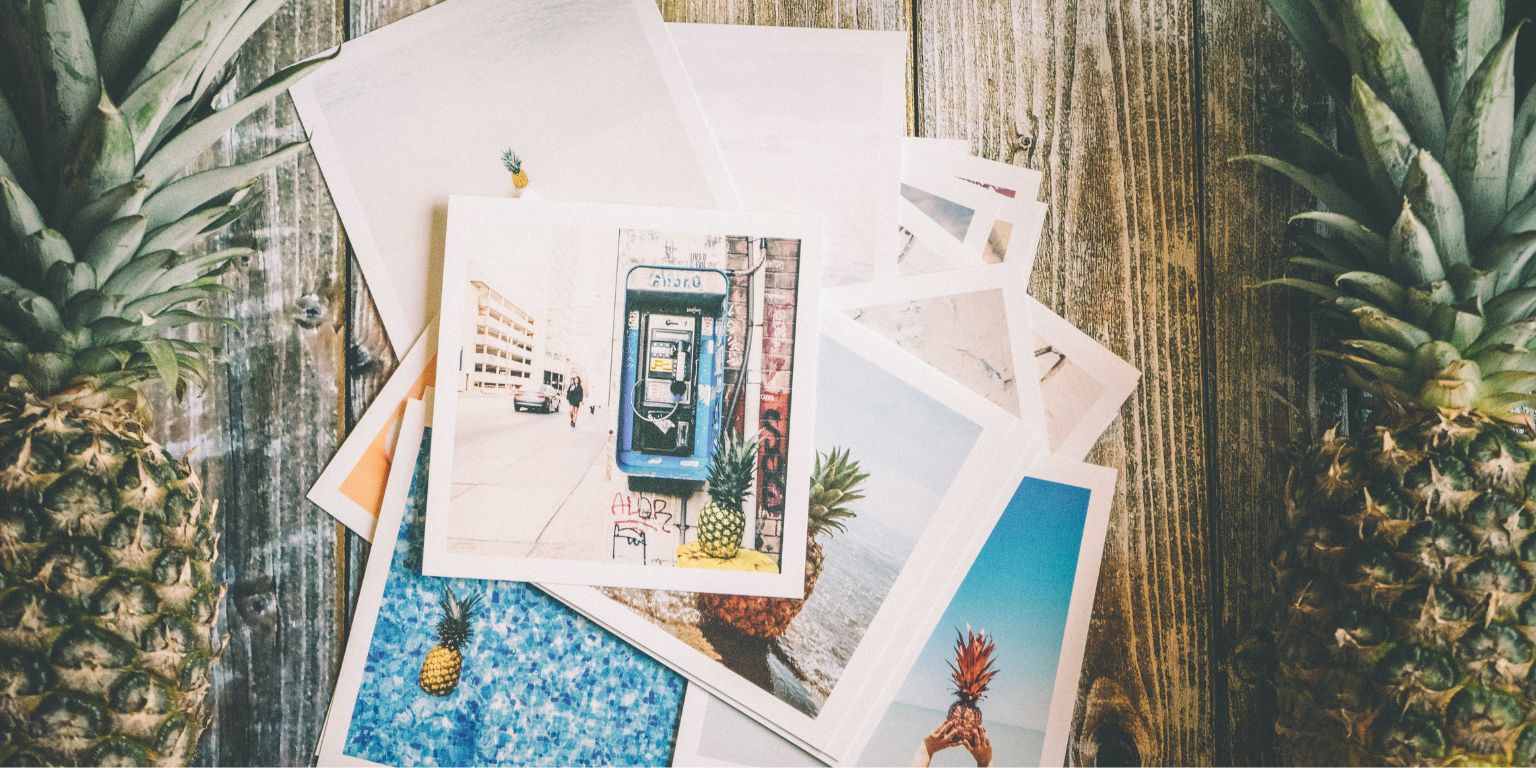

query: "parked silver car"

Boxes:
[513, 384, 561, 413]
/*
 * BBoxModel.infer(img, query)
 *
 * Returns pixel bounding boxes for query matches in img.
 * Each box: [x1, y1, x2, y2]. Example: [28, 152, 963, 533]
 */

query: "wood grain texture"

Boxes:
[138, 0, 349, 764]
[161, 0, 1330, 764]
[1197, 1, 1340, 764]
[917, 1, 1214, 765]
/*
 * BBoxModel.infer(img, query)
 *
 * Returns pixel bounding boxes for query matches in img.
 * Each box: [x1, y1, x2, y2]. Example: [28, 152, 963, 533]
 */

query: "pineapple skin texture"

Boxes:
[0, 393, 222, 766]
[696, 501, 745, 559]
[699, 539, 822, 638]
[418, 646, 463, 696]
[1278, 409, 1536, 766]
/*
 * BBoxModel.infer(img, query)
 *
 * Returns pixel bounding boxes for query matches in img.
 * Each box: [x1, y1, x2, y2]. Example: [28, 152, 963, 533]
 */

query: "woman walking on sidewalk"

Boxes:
[566, 376, 585, 428]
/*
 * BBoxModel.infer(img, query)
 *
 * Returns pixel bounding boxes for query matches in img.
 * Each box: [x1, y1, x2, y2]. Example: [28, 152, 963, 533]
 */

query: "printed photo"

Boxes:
[308, 321, 439, 538]
[827, 263, 1043, 423]
[670, 460, 1118, 768]
[289, 0, 736, 353]
[895, 163, 1001, 273]
[317, 401, 687, 767]
[1029, 298, 1141, 461]
[670, 24, 907, 287]
[544, 312, 1039, 764]
[425, 197, 822, 596]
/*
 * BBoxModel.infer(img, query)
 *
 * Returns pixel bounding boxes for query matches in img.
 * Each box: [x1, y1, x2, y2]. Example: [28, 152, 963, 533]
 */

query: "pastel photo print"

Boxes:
[425, 197, 822, 596]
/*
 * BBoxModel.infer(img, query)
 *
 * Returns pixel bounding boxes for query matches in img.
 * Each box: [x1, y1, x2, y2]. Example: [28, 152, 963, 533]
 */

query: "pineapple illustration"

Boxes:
[696, 434, 757, 558]
[941, 627, 999, 751]
[698, 447, 866, 637]
[418, 585, 481, 696]
[501, 148, 529, 192]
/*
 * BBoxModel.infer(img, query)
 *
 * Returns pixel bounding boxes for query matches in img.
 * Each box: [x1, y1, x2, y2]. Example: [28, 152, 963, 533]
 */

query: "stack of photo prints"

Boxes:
[296, 1, 1142, 765]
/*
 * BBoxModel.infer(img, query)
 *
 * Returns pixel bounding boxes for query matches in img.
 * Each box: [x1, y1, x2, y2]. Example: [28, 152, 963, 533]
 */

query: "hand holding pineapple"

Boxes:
[1247, 1, 1536, 763]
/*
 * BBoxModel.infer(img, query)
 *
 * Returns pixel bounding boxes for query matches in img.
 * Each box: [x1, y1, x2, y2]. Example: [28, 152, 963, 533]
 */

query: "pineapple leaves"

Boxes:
[1264, 0, 1352, 104]
[1290, 211, 1388, 264]
[83, 215, 147, 280]
[1482, 231, 1536, 292]
[1446, 22, 1522, 243]
[128, 0, 250, 94]
[1418, 0, 1505, 114]
[1356, 307, 1434, 349]
[140, 337, 177, 391]
[138, 56, 331, 189]
[0, 0, 102, 183]
[1337, 270, 1408, 309]
[55, 89, 136, 224]
[1388, 202, 1446, 283]
[140, 141, 303, 231]
[119, 45, 204, 160]
[1336, 0, 1448, 154]
[66, 177, 148, 248]
[1351, 76, 1418, 207]
[0, 90, 38, 191]
[91, 0, 187, 96]
[1236, 155, 1378, 227]
[190, 0, 291, 107]
[1402, 150, 1469, 265]
[1485, 286, 1536, 325]
[0, 178, 46, 241]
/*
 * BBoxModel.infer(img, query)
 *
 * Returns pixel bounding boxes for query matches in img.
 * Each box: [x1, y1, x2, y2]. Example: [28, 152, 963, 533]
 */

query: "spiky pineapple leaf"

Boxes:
[1402, 150, 1469, 265]
[91, 0, 186, 96]
[56, 90, 136, 224]
[66, 177, 148, 247]
[1388, 202, 1445, 283]
[1264, 0, 1352, 104]
[1290, 210, 1388, 264]
[1336, 0, 1448, 154]
[128, 0, 251, 94]
[140, 141, 303, 230]
[0, 177, 45, 241]
[0, 0, 101, 179]
[138, 56, 332, 188]
[138, 203, 236, 255]
[1236, 155, 1378, 226]
[190, 0, 291, 106]
[1419, 0, 1506, 113]
[1447, 23, 1522, 242]
[0, 89, 38, 190]
[1336, 271, 1407, 308]
[1351, 75, 1418, 208]
[140, 337, 178, 391]
[120, 44, 204, 160]
[1485, 286, 1536, 324]
[82, 215, 147, 280]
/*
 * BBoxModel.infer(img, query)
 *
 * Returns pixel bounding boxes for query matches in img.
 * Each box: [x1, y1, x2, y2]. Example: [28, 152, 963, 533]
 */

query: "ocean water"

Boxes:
[859, 702, 1042, 767]
[344, 438, 685, 766]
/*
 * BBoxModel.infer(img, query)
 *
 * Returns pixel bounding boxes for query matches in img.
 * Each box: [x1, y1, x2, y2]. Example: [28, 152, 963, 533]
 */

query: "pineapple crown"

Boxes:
[435, 585, 481, 649]
[705, 432, 757, 510]
[809, 446, 867, 540]
[501, 149, 522, 174]
[0, 0, 329, 403]
[1240, 1, 1536, 420]
[947, 626, 999, 705]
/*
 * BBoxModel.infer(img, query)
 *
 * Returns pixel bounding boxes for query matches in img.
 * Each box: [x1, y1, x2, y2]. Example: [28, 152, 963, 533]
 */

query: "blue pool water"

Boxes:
[345, 433, 685, 766]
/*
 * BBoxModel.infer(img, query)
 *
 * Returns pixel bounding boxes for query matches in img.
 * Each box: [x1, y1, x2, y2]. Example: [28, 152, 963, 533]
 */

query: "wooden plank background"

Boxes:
[157, 0, 1324, 764]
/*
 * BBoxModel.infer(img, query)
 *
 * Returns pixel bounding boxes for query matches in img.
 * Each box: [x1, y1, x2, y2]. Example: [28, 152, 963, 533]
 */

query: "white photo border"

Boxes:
[542, 310, 1042, 764]
[424, 196, 822, 597]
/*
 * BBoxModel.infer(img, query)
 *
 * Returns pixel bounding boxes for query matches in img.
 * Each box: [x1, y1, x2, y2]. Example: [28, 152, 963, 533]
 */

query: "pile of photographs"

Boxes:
[295, 1, 1142, 765]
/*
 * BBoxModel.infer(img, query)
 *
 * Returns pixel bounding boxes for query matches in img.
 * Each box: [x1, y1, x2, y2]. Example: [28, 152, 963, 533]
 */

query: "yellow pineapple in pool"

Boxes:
[419, 586, 480, 696]
[502, 148, 529, 192]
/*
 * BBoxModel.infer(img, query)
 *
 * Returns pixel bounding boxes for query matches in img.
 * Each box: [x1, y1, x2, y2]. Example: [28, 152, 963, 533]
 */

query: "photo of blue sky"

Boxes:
[858, 475, 1092, 767]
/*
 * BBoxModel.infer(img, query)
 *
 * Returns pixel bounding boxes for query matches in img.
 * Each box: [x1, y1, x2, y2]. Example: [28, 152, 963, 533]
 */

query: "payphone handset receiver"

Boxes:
[616, 266, 730, 485]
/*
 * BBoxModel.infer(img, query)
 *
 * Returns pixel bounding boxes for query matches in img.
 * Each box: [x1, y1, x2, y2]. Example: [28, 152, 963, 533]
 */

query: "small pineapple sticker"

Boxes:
[418, 585, 481, 696]
[696, 434, 758, 559]
[501, 148, 529, 194]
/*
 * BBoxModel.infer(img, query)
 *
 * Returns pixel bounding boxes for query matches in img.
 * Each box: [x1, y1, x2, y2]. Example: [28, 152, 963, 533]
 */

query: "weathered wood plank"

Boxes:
[140, 0, 348, 763]
[1199, 2, 1347, 765]
[917, 1, 1211, 764]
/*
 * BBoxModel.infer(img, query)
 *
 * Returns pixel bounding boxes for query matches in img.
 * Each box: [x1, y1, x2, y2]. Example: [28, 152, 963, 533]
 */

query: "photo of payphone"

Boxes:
[616, 266, 730, 486]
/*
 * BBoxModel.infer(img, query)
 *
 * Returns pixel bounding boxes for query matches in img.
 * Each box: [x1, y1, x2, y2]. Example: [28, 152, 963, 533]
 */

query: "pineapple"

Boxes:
[418, 585, 479, 697]
[1244, 0, 1536, 763]
[941, 627, 998, 751]
[698, 447, 866, 638]
[0, 0, 323, 763]
[696, 434, 756, 559]
[501, 148, 528, 191]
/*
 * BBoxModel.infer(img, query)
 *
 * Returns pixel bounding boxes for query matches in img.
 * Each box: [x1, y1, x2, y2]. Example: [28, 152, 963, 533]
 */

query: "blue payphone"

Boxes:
[616, 265, 730, 485]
